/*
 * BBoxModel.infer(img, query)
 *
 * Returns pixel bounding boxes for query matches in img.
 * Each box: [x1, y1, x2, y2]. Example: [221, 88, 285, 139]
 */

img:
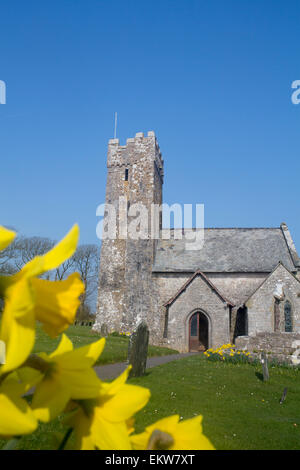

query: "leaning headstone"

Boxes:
[128, 321, 149, 378]
[261, 351, 269, 381]
[100, 323, 109, 337]
[279, 387, 288, 404]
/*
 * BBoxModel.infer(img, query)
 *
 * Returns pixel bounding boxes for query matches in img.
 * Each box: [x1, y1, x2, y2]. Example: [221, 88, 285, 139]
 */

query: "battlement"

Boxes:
[108, 130, 156, 146]
[107, 131, 163, 173]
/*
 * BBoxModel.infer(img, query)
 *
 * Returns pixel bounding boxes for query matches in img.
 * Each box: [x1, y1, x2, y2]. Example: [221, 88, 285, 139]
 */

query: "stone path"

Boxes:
[23, 353, 198, 397]
[95, 352, 197, 380]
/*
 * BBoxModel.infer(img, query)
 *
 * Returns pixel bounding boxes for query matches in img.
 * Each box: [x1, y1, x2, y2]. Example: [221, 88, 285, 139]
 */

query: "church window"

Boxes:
[284, 300, 293, 332]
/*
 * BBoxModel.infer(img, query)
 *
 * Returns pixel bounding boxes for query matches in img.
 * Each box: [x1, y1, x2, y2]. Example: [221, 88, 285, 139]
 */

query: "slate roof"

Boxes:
[152, 227, 299, 273]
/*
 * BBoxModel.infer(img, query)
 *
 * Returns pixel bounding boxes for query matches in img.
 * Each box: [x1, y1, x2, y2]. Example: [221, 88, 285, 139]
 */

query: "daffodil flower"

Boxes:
[67, 366, 151, 450]
[130, 415, 215, 450]
[1, 224, 83, 335]
[30, 273, 84, 337]
[0, 225, 84, 374]
[0, 375, 38, 438]
[0, 278, 36, 375]
[0, 226, 16, 251]
[31, 334, 105, 422]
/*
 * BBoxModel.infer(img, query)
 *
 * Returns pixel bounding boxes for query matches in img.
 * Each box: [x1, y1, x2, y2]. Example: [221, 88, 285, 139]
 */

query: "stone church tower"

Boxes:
[95, 131, 300, 358]
[94, 131, 164, 334]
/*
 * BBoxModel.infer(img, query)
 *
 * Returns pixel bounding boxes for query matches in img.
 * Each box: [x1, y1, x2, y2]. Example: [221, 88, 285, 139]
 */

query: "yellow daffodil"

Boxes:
[15, 224, 80, 281]
[68, 366, 150, 450]
[130, 415, 214, 450]
[0, 278, 35, 374]
[1, 225, 83, 335]
[0, 376, 38, 437]
[0, 225, 84, 374]
[31, 273, 84, 337]
[31, 334, 105, 423]
[0, 226, 16, 251]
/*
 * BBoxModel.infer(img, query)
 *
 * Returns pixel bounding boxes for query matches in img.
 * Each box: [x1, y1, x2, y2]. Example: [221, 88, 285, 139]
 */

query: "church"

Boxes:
[94, 131, 300, 354]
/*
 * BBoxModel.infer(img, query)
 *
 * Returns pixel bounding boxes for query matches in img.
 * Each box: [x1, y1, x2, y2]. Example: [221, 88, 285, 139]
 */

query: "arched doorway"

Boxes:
[189, 312, 209, 351]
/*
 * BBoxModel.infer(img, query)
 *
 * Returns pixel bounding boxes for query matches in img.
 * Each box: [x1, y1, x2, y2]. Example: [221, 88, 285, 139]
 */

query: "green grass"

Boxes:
[130, 355, 300, 450]
[3, 345, 300, 449]
[33, 324, 179, 365]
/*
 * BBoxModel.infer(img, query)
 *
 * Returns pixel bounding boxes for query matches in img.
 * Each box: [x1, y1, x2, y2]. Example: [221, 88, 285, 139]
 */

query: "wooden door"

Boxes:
[189, 312, 208, 352]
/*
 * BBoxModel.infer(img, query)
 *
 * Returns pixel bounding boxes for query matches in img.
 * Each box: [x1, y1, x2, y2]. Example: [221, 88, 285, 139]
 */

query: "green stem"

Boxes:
[57, 427, 73, 450]
[0, 371, 10, 386]
[23, 354, 51, 374]
[0, 354, 50, 386]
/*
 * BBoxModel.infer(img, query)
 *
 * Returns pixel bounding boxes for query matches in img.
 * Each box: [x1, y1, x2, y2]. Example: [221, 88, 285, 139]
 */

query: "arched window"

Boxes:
[284, 300, 293, 332]
[234, 306, 248, 340]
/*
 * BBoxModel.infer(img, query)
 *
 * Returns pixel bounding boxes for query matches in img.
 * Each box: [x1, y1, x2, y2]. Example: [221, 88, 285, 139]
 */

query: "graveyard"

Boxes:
[33, 323, 179, 364]
[1, 324, 300, 450]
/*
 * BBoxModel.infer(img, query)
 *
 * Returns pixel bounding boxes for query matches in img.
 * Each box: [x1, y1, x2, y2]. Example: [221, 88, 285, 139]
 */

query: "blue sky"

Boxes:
[1, 0, 300, 250]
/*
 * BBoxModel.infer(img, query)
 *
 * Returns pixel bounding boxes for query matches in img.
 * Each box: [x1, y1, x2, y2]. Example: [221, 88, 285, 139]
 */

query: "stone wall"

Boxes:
[236, 332, 300, 364]
[207, 272, 267, 305]
[245, 263, 300, 336]
[162, 273, 230, 352]
[151, 271, 268, 350]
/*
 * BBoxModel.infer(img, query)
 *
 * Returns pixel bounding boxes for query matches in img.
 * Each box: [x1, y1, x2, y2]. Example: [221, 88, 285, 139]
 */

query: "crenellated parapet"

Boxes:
[107, 131, 164, 183]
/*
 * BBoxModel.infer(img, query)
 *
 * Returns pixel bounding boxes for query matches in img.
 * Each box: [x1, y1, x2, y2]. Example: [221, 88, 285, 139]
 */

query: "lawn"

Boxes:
[2, 353, 300, 450]
[131, 355, 300, 450]
[33, 324, 179, 365]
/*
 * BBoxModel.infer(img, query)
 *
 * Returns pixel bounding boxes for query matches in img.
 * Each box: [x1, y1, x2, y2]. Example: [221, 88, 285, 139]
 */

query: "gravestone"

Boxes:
[261, 351, 269, 381]
[128, 321, 149, 377]
[100, 323, 109, 337]
[279, 387, 288, 404]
